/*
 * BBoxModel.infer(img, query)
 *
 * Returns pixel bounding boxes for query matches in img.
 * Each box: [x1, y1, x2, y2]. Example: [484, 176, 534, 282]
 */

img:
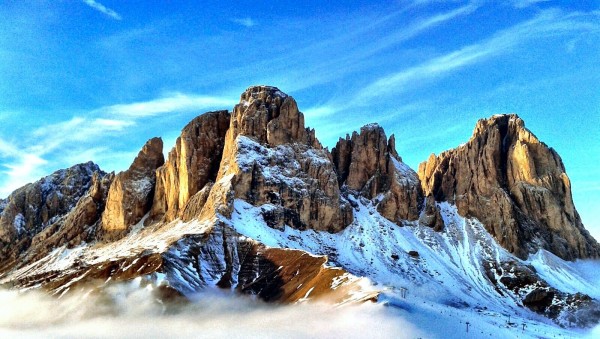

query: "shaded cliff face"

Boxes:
[0, 162, 104, 259]
[418, 114, 600, 260]
[332, 124, 423, 224]
[13, 171, 114, 270]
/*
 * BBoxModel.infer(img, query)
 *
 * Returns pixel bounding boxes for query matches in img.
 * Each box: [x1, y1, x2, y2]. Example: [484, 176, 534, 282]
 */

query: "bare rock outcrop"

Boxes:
[101, 137, 164, 240]
[418, 114, 600, 260]
[419, 195, 444, 231]
[16, 171, 114, 268]
[231, 85, 318, 147]
[0, 162, 102, 259]
[215, 86, 352, 232]
[150, 111, 230, 222]
[332, 124, 423, 223]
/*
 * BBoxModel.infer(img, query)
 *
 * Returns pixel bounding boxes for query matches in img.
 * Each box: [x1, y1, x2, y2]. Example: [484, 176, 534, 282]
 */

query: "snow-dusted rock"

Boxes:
[0, 162, 102, 261]
[332, 123, 423, 223]
[215, 85, 352, 232]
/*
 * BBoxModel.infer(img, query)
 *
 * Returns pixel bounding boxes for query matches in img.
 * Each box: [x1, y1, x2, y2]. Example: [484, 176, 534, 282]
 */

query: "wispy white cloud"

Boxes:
[0, 117, 134, 197]
[0, 150, 47, 197]
[0, 138, 19, 157]
[511, 0, 551, 9]
[82, 0, 122, 20]
[355, 9, 600, 105]
[30, 117, 134, 154]
[0, 92, 238, 197]
[261, 4, 478, 93]
[101, 93, 237, 118]
[231, 17, 256, 28]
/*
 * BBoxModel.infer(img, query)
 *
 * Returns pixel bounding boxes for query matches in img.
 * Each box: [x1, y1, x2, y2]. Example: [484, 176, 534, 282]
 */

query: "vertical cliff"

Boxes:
[101, 137, 164, 240]
[149, 111, 230, 223]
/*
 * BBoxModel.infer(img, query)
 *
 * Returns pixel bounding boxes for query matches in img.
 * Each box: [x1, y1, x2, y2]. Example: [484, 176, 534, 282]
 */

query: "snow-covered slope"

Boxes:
[226, 196, 600, 337]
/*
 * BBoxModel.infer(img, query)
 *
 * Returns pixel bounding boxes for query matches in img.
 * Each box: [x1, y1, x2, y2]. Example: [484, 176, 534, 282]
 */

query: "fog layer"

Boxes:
[0, 283, 424, 339]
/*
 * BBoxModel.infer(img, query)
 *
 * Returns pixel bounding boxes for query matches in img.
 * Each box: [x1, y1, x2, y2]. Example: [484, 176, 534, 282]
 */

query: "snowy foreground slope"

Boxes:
[228, 197, 600, 338]
[2, 193, 599, 338]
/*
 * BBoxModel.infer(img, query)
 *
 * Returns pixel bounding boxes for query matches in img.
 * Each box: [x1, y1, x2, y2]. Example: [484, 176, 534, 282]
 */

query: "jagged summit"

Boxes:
[332, 122, 422, 223]
[240, 85, 288, 104]
[231, 85, 317, 147]
[418, 113, 600, 260]
[101, 137, 164, 240]
[0, 161, 102, 244]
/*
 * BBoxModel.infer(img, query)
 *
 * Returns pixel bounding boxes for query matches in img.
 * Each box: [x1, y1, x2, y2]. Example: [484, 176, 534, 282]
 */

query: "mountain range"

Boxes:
[1, 86, 599, 337]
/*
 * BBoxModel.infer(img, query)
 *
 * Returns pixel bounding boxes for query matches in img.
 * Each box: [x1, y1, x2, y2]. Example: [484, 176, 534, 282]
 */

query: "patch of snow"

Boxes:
[297, 287, 315, 302]
[130, 177, 153, 198]
[361, 123, 381, 130]
[528, 250, 600, 299]
[234, 135, 328, 190]
[390, 157, 419, 185]
[13, 213, 26, 235]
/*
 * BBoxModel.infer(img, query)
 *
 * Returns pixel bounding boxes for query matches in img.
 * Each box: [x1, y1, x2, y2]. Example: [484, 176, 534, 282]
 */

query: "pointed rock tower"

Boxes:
[332, 124, 423, 223]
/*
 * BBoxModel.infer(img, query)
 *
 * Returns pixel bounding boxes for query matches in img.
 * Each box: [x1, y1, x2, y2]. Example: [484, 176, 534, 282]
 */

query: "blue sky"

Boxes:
[0, 0, 599, 238]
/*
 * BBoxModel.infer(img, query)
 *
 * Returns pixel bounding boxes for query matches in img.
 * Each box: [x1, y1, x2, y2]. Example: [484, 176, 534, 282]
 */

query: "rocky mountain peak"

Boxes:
[231, 85, 315, 147]
[0, 162, 101, 241]
[149, 111, 230, 223]
[332, 123, 423, 223]
[0, 161, 104, 261]
[212, 87, 351, 232]
[418, 114, 600, 260]
[240, 85, 288, 104]
[127, 137, 165, 175]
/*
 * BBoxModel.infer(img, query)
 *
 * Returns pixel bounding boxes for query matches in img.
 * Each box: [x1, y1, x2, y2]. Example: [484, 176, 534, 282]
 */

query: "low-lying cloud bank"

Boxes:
[0, 284, 424, 339]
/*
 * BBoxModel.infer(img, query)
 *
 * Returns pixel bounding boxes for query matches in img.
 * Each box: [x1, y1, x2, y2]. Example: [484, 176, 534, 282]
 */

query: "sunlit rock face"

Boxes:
[215, 85, 352, 232]
[231, 85, 319, 147]
[101, 137, 164, 240]
[150, 111, 230, 223]
[418, 114, 600, 260]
